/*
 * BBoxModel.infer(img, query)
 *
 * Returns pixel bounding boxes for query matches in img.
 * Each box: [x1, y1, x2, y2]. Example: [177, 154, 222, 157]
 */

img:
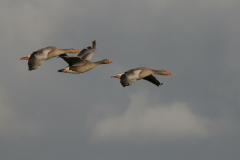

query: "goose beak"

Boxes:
[111, 75, 121, 78]
[168, 71, 172, 75]
[109, 60, 114, 63]
[58, 69, 67, 72]
[20, 57, 30, 60]
[76, 49, 81, 52]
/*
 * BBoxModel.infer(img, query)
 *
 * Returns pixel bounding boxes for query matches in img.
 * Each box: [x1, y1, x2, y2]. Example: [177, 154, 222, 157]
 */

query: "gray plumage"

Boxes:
[28, 49, 52, 71]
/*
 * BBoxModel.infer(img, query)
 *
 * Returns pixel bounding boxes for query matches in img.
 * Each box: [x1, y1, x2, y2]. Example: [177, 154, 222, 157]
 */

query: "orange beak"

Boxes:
[58, 69, 67, 72]
[20, 57, 30, 60]
[109, 60, 114, 63]
[112, 75, 121, 79]
[76, 49, 81, 52]
[167, 71, 172, 75]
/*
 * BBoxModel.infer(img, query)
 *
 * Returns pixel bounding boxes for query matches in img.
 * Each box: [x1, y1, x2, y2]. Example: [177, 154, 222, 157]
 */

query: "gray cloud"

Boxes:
[90, 91, 237, 143]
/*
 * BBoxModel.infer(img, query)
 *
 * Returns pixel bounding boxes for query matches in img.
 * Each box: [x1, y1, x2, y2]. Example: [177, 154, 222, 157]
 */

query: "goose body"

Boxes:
[58, 40, 113, 74]
[21, 46, 80, 71]
[58, 59, 114, 74]
[111, 67, 172, 87]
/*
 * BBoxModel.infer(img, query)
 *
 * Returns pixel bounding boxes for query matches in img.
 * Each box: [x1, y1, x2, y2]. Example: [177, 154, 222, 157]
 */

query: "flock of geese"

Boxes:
[21, 40, 172, 87]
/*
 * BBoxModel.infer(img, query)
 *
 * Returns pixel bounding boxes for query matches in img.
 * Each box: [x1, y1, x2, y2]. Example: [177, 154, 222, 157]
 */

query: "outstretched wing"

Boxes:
[120, 70, 141, 87]
[59, 54, 85, 66]
[28, 49, 52, 71]
[120, 73, 137, 87]
[77, 40, 96, 61]
[143, 74, 162, 87]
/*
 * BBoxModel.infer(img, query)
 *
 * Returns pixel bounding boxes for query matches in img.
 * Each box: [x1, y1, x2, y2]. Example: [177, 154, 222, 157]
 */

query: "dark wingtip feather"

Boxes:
[28, 65, 38, 71]
[92, 40, 96, 48]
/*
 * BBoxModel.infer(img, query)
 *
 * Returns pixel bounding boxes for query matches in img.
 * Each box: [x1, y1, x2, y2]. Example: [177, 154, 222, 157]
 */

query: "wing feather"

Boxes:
[59, 55, 85, 66]
[28, 49, 52, 71]
[77, 40, 96, 61]
[143, 75, 162, 87]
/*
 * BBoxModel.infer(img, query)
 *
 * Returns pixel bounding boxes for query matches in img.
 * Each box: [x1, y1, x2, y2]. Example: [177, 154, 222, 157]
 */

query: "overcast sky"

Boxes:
[1, 0, 240, 159]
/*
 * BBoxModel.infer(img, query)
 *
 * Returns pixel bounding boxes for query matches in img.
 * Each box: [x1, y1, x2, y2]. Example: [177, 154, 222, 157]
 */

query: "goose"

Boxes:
[111, 67, 172, 87]
[21, 46, 80, 71]
[58, 40, 113, 74]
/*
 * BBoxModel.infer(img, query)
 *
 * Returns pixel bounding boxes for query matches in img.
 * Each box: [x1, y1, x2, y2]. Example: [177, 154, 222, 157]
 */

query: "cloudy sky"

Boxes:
[1, 0, 240, 159]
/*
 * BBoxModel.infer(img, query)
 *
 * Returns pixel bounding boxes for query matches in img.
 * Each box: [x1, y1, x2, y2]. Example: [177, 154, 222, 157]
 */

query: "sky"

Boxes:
[0, 0, 240, 159]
